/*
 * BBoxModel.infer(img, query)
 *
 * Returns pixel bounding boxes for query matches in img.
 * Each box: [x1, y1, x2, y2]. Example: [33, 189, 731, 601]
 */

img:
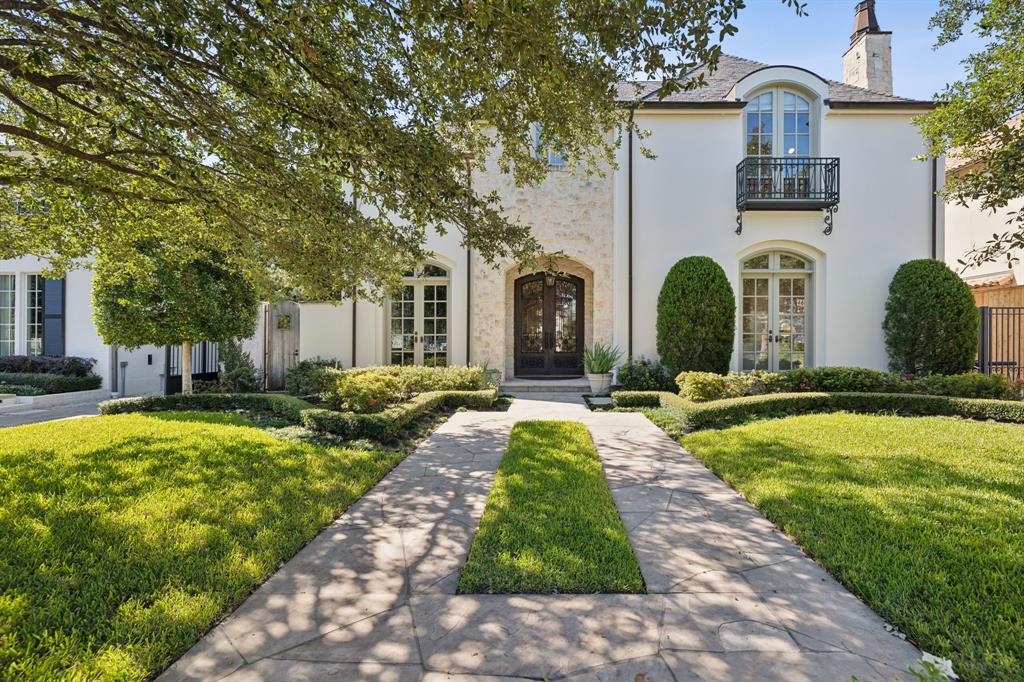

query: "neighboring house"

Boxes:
[0, 0, 943, 394]
[943, 127, 1024, 306]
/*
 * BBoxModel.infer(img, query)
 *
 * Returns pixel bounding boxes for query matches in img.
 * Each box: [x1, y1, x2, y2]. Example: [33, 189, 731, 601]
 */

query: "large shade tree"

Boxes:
[919, 0, 1024, 271]
[0, 0, 801, 297]
[92, 237, 260, 394]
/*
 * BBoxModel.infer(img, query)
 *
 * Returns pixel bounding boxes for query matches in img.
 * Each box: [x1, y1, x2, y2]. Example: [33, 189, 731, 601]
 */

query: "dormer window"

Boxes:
[532, 123, 566, 167]
[745, 88, 813, 158]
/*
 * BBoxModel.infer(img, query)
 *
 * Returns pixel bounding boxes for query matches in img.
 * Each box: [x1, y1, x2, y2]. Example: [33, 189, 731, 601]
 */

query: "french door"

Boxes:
[389, 278, 449, 367]
[514, 273, 584, 376]
[741, 273, 808, 371]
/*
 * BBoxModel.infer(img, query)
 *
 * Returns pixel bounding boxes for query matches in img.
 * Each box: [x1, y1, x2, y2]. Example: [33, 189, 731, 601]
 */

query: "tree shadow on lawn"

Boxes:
[684, 421, 1024, 682]
[0, 415, 403, 680]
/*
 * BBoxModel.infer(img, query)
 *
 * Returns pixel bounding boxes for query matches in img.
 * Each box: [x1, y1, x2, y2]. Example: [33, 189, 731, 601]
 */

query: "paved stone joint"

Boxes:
[162, 394, 922, 681]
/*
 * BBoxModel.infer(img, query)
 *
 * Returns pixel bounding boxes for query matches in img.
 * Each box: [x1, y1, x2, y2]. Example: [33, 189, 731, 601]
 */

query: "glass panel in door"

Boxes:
[741, 277, 770, 370]
[422, 283, 448, 367]
[776, 276, 807, 370]
[390, 285, 416, 366]
[553, 280, 578, 352]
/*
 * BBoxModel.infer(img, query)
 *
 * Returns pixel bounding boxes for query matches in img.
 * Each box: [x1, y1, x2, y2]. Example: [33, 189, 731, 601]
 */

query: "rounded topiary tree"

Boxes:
[656, 256, 735, 375]
[93, 241, 260, 394]
[882, 259, 979, 375]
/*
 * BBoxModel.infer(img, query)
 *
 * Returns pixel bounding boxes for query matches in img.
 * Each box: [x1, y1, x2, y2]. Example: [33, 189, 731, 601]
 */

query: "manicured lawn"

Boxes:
[458, 420, 643, 594]
[0, 413, 405, 680]
[683, 413, 1024, 682]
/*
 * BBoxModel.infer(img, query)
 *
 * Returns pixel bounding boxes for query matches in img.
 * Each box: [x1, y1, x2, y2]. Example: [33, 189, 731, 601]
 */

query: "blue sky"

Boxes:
[722, 0, 986, 99]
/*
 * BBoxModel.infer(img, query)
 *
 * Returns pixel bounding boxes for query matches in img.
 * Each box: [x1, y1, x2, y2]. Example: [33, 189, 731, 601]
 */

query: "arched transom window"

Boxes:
[390, 263, 449, 367]
[745, 88, 813, 158]
[740, 251, 812, 372]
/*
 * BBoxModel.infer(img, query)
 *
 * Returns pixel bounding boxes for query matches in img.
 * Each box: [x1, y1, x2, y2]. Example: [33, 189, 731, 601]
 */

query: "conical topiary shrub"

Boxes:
[656, 256, 736, 376]
[882, 259, 979, 375]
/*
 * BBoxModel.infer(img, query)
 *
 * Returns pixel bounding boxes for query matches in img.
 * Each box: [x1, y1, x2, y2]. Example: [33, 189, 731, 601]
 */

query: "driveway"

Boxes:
[0, 400, 101, 428]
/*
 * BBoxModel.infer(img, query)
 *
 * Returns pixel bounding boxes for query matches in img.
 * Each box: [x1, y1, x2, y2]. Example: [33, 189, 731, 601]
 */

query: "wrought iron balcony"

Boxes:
[735, 156, 840, 234]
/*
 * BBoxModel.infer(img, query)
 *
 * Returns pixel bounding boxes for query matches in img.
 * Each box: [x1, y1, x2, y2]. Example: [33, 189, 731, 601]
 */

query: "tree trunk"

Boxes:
[181, 340, 193, 395]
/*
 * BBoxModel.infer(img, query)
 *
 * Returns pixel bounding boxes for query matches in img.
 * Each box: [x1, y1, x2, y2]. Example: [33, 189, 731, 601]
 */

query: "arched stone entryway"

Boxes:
[502, 256, 595, 378]
[512, 271, 585, 376]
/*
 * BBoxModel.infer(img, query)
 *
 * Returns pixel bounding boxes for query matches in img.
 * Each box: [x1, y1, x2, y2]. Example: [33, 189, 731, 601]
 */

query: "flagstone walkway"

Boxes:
[161, 394, 923, 682]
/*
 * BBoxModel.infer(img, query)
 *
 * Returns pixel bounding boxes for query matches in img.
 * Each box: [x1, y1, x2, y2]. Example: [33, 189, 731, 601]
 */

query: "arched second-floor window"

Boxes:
[745, 88, 814, 158]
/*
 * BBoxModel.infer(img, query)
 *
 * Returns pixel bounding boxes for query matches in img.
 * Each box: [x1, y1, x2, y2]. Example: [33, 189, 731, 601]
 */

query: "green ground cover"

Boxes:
[458, 420, 644, 594]
[683, 413, 1024, 682]
[0, 413, 405, 680]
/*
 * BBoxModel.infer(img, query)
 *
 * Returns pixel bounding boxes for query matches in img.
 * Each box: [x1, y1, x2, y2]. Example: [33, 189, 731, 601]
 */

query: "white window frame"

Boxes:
[744, 86, 818, 158]
[532, 123, 566, 168]
[386, 263, 451, 367]
[25, 273, 44, 356]
[739, 251, 814, 371]
[0, 273, 15, 357]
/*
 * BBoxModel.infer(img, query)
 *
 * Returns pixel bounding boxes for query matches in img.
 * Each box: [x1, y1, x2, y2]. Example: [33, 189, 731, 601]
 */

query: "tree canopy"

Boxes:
[0, 0, 801, 298]
[92, 238, 259, 392]
[919, 0, 1024, 271]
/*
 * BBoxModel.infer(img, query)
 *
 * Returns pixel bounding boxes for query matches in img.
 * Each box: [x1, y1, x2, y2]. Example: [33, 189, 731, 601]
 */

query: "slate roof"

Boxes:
[616, 54, 933, 109]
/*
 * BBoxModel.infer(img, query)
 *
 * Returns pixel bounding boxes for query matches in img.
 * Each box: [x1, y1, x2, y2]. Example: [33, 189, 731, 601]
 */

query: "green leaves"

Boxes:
[91, 237, 259, 348]
[0, 1, 800, 296]
[918, 0, 1024, 272]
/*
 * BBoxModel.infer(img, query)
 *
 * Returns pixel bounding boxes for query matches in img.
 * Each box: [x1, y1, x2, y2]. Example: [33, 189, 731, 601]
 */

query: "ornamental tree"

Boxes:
[918, 0, 1024, 272]
[0, 0, 802, 298]
[656, 256, 736, 376]
[92, 240, 259, 394]
[882, 259, 979, 376]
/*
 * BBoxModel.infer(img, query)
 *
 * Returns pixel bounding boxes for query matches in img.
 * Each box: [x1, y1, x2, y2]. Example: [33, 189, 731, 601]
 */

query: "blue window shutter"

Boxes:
[42, 277, 65, 356]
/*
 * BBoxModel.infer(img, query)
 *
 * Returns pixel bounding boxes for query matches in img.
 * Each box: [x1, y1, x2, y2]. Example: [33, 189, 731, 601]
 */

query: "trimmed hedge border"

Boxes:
[300, 389, 497, 440]
[0, 372, 102, 394]
[612, 390, 1024, 430]
[99, 393, 315, 423]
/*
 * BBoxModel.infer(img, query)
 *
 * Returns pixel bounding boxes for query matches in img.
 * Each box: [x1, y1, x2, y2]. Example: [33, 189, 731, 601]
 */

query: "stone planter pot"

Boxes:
[586, 372, 613, 395]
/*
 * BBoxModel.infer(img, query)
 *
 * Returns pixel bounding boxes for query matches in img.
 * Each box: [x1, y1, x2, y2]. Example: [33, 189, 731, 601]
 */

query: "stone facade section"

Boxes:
[470, 154, 614, 378]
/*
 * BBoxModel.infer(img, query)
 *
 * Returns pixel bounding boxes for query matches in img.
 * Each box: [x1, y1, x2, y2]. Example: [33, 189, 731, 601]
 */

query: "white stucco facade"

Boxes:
[0, 58, 941, 391]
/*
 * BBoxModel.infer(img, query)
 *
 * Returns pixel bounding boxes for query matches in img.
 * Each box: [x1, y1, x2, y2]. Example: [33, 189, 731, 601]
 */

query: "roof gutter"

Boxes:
[825, 99, 937, 110]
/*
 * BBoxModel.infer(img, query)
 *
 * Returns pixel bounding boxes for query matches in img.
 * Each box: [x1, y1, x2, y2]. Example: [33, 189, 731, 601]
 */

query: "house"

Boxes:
[943, 118, 1024, 306]
[0, 0, 941, 394]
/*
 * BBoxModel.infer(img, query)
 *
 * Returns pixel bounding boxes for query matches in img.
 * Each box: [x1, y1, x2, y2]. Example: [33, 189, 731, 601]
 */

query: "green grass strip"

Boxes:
[458, 420, 644, 594]
[0, 413, 405, 680]
[683, 413, 1024, 682]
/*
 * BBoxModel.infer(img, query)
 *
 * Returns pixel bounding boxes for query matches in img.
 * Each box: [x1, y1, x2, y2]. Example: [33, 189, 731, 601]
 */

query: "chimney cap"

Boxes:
[851, 0, 881, 43]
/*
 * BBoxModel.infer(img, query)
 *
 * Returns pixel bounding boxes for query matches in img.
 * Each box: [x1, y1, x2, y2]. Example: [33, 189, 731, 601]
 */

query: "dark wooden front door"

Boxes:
[514, 273, 584, 377]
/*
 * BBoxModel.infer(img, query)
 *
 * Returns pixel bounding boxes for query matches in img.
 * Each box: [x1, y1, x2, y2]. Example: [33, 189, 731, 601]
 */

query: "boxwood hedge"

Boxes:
[301, 389, 497, 440]
[99, 393, 314, 422]
[0, 372, 102, 393]
[612, 390, 1024, 431]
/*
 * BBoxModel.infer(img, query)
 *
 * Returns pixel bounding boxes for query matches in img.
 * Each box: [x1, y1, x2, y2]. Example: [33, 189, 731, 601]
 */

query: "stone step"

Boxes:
[499, 378, 591, 393]
[0, 393, 17, 403]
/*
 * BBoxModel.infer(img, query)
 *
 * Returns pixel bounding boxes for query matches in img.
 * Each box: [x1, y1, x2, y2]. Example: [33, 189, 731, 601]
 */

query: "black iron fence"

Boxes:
[978, 306, 1024, 386]
[165, 341, 220, 394]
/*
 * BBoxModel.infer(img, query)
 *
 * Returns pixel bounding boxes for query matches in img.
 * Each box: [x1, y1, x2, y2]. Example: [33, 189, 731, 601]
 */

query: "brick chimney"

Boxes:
[842, 0, 893, 95]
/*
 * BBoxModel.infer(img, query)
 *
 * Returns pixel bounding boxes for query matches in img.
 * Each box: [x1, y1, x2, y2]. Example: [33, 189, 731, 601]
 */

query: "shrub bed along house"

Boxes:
[0, 355, 96, 376]
[674, 367, 1019, 402]
[612, 390, 1024, 431]
[0, 372, 103, 394]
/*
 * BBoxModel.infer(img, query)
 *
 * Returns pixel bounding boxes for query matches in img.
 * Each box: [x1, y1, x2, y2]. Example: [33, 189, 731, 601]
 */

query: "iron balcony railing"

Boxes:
[736, 156, 840, 211]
